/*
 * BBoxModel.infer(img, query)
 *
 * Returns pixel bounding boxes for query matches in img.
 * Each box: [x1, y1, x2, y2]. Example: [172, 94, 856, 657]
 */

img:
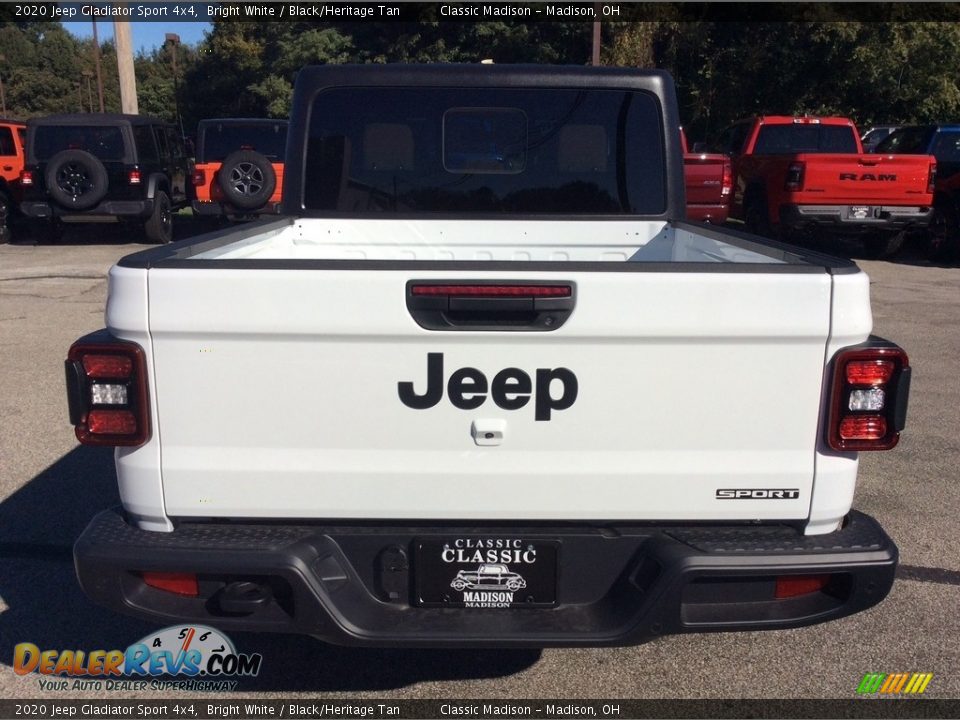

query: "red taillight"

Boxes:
[927, 162, 936, 194]
[845, 360, 895, 385]
[721, 159, 733, 197]
[82, 354, 133, 379]
[20, 170, 34, 186]
[785, 161, 805, 192]
[143, 572, 199, 597]
[827, 344, 909, 451]
[839, 415, 887, 441]
[192, 169, 205, 187]
[88, 410, 138, 435]
[775, 574, 829, 599]
[411, 285, 572, 298]
[128, 169, 141, 185]
[66, 339, 150, 447]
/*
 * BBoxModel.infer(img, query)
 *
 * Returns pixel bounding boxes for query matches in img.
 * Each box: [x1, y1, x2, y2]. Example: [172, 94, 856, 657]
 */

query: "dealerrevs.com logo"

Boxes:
[14, 625, 262, 692]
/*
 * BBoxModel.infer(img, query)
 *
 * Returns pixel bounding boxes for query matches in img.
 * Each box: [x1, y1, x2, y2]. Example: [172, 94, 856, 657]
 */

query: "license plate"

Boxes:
[415, 538, 558, 608]
[849, 205, 873, 219]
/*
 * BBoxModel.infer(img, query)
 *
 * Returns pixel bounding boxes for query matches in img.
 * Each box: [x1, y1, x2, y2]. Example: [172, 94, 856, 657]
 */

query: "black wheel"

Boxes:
[861, 232, 906, 260]
[744, 196, 772, 237]
[144, 191, 173, 244]
[44, 150, 108, 210]
[0, 190, 11, 244]
[927, 203, 959, 262]
[217, 150, 276, 211]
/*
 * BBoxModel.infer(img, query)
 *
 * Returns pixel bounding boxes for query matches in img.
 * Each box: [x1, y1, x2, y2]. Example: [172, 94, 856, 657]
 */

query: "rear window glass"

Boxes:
[932, 132, 960, 163]
[199, 122, 287, 163]
[134, 126, 158, 162]
[33, 125, 126, 161]
[0, 127, 14, 156]
[876, 127, 935, 155]
[753, 124, 858, 154]
[303, 87, 666, 215]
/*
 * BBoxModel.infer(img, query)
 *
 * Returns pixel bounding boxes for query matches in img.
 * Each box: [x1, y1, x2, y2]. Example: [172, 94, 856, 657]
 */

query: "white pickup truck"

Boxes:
[68, 65, 910, 646]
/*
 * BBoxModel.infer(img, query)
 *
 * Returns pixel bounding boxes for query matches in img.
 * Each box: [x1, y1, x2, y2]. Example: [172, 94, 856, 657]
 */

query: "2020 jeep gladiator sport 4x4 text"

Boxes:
[68, 66, 910, 647]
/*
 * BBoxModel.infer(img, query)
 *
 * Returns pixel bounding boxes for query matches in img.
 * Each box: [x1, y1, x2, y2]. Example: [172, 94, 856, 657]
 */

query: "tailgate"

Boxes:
[797, 153, 933, 203]
[684, 156, 728, 205]
[146, 267, 833, 522]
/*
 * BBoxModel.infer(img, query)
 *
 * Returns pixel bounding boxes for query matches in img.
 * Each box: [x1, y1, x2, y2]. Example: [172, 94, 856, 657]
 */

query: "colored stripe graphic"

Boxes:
[858, 672, 932, 695]
[857, 673, 886, 694]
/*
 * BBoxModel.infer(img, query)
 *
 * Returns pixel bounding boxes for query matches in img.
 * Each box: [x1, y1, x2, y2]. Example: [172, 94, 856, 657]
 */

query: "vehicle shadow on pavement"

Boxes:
[0, 447, 540, 691]
[9, 215, 219, 246]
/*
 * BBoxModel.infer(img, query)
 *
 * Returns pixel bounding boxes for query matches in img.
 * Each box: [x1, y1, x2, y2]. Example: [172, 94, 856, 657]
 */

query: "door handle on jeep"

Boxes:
[406, 281, 575, 331]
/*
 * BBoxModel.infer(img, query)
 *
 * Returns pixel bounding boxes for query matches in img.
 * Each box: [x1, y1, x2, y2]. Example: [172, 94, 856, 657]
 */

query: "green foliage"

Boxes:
[1, 18, 958, 149]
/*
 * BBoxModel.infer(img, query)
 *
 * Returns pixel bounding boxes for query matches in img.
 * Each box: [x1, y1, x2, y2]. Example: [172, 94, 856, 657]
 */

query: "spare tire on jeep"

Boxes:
[45, 150, 109, 211]
[217, 150, 276, 211]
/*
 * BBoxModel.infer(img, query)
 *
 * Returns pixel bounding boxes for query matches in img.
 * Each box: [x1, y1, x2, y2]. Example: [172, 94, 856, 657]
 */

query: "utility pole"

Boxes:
[83, 70, 94, 112]
[591, 2, 601, 65]
[114, 7, 138, 114]
[91, 20, 105, 112]
[165, 33, 183, 135]
[0, 54, 7, 116]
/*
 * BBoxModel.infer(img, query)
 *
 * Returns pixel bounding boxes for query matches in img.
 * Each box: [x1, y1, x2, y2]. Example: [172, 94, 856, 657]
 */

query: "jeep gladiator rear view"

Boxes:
[68, 66, 910, 647]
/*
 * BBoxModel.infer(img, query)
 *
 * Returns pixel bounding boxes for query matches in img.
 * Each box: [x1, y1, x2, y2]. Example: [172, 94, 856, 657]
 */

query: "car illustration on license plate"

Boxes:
[415, 538, 558, 608]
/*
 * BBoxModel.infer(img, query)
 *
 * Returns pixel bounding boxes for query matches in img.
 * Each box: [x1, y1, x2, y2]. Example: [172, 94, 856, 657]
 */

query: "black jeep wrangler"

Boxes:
[20, 114, 190, 244]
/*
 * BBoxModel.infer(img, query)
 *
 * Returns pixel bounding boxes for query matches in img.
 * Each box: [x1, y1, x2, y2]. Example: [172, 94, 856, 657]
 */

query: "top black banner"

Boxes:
[4, 2, 960, 23]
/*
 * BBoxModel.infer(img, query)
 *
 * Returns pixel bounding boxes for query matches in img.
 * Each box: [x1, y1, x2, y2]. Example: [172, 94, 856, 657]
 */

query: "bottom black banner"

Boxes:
[4, 699, 960, 720]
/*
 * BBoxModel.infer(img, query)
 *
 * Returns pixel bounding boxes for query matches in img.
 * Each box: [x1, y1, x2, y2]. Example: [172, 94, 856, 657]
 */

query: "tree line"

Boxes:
[1, 19, 958, 143]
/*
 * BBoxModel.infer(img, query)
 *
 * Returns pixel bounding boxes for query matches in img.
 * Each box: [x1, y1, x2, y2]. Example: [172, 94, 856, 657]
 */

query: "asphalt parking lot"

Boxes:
[1, 223, 958, 702]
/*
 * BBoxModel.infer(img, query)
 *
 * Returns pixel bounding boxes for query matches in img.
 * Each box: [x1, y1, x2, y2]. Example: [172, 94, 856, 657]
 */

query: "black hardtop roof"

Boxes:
[27, 113, 171, 128]
[198, 118, 289, 126]
[295, 63, 674, 93]
[0, 117, 26, 127]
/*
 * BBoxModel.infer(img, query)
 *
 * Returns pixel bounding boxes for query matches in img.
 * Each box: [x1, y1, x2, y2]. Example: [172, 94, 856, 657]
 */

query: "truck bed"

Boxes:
[127, 217, 828, 266]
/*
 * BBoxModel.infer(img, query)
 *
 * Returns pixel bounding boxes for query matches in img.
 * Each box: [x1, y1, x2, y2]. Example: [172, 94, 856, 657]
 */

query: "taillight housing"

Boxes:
[66, 337, 150, 447]
[192, 169, 205, 187]
[827, 342, 910, 451]
[927, 162, 936, 194]
[20, 169, 34, 186]
[785, 161, 805, 192]
[127, 168, 142, 185]
[721, 159, 733, 197]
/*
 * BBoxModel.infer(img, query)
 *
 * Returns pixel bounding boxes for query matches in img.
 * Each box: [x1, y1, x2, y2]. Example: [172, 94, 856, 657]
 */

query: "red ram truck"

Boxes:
[715, 116, 936, 257]
[680, 127, 732, 223]
[0, 118, 27, 243]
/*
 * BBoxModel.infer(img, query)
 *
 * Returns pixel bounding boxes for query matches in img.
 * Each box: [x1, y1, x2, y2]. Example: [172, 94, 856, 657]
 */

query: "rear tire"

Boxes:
[144, 191, 173, 244]
[0, 190, 11, 244]
[927, 202, 959, 262]
[861, 232, 905, 260]
[744, 197, 772, 238]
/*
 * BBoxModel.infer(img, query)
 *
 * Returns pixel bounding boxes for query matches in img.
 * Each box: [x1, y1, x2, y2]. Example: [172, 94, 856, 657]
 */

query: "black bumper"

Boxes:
[74, 509, 897, 648]
[21, 199, 154, 219]
[780, 204, 933, 235]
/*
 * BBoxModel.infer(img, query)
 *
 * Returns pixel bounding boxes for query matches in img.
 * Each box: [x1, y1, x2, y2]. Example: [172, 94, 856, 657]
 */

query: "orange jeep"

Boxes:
[0, 118, 27, 243]
[191, 118, 287, 219]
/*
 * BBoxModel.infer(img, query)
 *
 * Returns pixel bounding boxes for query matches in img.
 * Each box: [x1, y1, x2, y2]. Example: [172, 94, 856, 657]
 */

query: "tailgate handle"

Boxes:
[406, 282, 575, 331]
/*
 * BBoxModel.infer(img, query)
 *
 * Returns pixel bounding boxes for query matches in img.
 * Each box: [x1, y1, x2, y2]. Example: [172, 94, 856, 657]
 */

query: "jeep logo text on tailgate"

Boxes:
[398, 352, 578, 420]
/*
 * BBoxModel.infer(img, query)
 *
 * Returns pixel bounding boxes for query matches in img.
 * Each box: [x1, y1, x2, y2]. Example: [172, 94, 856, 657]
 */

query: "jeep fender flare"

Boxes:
[145, 173, 170, 201]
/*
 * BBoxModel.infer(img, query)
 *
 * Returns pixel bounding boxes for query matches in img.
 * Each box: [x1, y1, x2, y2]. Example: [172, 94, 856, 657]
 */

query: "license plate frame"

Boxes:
[414, 538, 559, 608]
[849, 205, 874, 220]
